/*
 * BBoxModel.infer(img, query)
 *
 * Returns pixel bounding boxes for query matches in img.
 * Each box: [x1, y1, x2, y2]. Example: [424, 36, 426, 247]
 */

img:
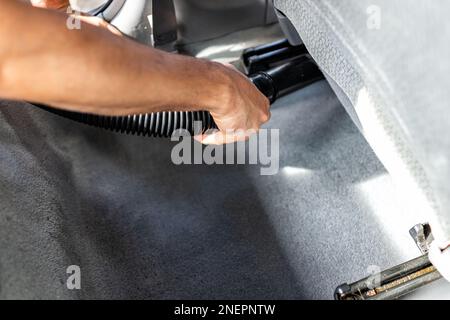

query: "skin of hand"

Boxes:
[0, 1, 270, 144]
[30, 0, 122, 35]
[30, 0, 69, 10]
[72, 14, 123, 36]
[196, 63, 270, 145]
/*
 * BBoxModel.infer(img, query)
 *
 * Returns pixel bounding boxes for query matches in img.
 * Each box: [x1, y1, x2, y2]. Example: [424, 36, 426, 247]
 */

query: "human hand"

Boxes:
[73, 14, 122, 36]
[196, 63, 271, 145]
[30, 0, 69, 10]
[30, 0, 121, 35]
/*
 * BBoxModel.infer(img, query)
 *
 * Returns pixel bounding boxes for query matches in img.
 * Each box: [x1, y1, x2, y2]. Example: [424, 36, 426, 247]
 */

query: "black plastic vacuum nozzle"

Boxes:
[36, 55, 323, 138]
[250, 55, 323, 103]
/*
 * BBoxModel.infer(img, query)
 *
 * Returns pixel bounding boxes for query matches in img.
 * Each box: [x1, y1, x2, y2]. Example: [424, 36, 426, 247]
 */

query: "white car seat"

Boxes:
[274, 0, 450, 253]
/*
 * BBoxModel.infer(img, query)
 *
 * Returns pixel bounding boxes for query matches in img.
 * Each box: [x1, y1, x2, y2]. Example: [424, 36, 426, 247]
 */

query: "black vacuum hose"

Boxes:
[36, 56, 323, 137]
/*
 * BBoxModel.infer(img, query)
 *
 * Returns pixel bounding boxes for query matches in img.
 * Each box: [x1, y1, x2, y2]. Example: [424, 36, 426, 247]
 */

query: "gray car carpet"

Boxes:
[2, 80, 448, 299]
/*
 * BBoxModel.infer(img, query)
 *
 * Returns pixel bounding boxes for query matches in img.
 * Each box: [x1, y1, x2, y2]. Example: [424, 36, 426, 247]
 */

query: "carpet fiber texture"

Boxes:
[2, 80, 448, 299]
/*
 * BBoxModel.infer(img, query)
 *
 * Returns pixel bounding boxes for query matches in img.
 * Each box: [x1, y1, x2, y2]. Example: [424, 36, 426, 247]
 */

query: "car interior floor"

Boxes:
[1, 25, 449, 299]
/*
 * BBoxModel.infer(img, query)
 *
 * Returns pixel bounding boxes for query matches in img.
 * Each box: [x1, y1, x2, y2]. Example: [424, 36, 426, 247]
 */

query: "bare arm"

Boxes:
[0, 0, 269, 143]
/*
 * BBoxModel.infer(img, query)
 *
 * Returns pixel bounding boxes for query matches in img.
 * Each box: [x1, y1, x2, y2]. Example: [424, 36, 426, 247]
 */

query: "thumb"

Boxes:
[194, 130, 252, 145]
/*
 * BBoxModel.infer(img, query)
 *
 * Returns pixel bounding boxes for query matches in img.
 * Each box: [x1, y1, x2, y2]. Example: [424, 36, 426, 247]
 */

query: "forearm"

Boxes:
[0, 1, 229, 115]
